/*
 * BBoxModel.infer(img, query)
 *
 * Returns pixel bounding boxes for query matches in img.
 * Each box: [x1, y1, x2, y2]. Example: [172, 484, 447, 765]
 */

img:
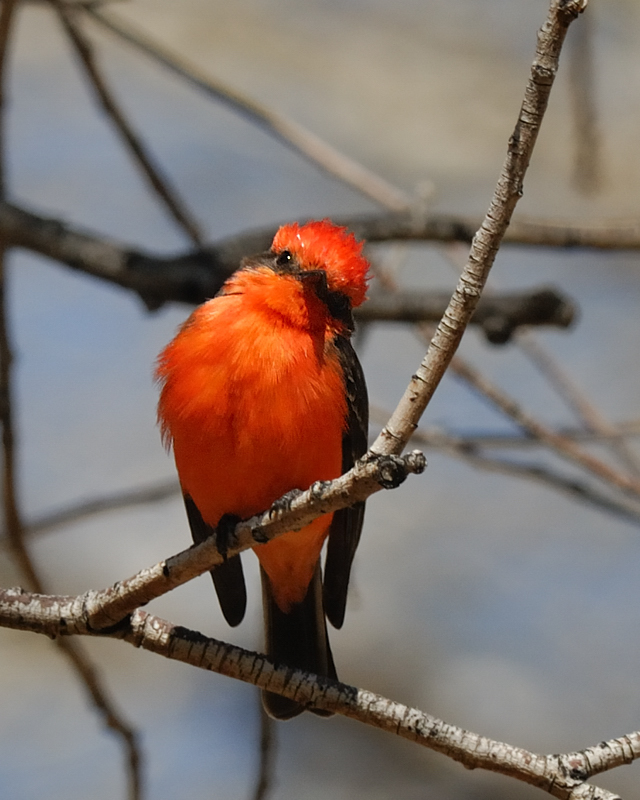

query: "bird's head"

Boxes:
[271, 220, 370, 308]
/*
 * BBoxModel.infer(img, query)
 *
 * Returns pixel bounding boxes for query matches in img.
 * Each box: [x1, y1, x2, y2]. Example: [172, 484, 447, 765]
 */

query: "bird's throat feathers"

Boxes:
[220, 266, 338, 336]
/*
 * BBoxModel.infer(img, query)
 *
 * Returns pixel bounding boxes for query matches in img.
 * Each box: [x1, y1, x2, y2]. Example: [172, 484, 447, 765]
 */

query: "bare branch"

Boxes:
[413, 419, 640, 450]
[360, 286, 575, 343]
[81, 5, 411, 212]
[0, 592, 632, 800]
[37, 451, 425, 633]
[372, 0, 588, 457]
[517, 331, 640, 476]
[50, 0, 203, 246]
[0, 6, 143, 797]
[0, 203, 578, 330]
[345, 211, 640, 250]
[0, 478, 180, 547]
[450, 356, 640, 497]
[2, 198, 640, 319]
[370, 410, 640, 526]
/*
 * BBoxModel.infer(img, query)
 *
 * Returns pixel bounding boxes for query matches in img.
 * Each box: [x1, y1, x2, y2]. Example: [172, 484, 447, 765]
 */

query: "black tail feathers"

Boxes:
[261, 562, 336, 720]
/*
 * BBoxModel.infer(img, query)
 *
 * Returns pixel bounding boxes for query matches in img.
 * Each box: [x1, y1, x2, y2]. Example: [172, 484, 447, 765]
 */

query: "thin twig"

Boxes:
[516, 331, 640, 476]
[0, 593, 633, 800]
[0, 5, 143, 798]
[50, 0, 203, 246]
[252, 704, 276, 800]
[348, 210, 640, 250]
[0, 477, 180, 547]
[370, 408, 640, 526]
[82, 6, 411, 212]
[372, 0, 588, 457]
[412, 419, 640, 450]
[450, 355, 640, 496]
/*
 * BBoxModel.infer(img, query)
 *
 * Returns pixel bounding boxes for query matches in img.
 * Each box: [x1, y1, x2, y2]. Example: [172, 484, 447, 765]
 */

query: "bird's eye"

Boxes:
[276, 250, 293, 267]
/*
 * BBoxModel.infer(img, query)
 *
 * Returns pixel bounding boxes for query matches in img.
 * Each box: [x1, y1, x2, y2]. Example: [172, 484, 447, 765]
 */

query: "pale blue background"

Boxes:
[1, 1, 640, 798]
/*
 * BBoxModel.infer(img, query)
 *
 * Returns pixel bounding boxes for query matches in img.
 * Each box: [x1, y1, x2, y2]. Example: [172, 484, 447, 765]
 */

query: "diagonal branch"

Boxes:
[516, 331, 640, 476]
[0, 592, 633, 800]
[39, 450, 425, 633]
[450, 356, 640, 496]
[0, 477, 180, 545]
[372, 0, 588, 457]
[81, 5, 411, 212]
[50, 0, 203, 246]
[368, 408, 640, 526]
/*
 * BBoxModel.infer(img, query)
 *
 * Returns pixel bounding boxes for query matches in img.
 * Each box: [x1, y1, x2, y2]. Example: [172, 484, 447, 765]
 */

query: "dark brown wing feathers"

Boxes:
[183, 494, 247, 627]
[323, 333, 369, 629]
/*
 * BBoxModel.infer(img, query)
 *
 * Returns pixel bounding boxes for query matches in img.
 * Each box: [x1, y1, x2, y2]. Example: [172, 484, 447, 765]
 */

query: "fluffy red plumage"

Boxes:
[156, 220, 370, 719]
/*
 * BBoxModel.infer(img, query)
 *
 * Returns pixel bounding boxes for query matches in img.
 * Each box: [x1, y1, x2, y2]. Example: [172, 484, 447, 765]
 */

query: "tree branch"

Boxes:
[24, 450, 425, 633]
[2, 200, 639, 308]
[0, 202, 578, 333]
[0, 592, 632, 800]
[0, 6, 143, 797]
[0, 478, 180, 545]
[370, 409, 640, 527]
[50, 0, 203, 246]
[450, 356, 640, 496]
[516, 331, 640, 476]
[361, 286, 575, 343]
[81, 5, 412, 212]
[372, 0, 588, 457]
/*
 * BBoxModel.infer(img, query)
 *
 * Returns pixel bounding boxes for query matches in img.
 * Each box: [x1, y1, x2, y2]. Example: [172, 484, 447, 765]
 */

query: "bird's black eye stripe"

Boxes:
[276, 250, 293, 268]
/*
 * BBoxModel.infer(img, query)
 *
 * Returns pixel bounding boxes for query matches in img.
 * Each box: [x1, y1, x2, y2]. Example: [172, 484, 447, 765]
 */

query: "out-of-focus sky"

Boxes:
[1, 1, 640, 798]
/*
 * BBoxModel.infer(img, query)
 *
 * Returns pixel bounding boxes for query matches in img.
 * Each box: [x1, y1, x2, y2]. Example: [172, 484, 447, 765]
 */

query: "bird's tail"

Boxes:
[261, 562, 336, 720]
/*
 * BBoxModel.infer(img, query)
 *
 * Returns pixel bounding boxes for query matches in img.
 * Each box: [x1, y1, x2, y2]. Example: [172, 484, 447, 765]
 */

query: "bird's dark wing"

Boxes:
[183, 494, 247, 627]
[323, 334, 369, 629]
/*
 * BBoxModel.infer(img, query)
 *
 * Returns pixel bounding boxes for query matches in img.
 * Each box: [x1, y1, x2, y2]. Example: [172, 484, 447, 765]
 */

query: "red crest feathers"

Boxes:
[272, 219, 370, 307]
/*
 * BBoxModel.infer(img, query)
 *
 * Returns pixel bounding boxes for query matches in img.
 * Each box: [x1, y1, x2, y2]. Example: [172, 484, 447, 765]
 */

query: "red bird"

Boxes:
[156, 220, 369, 719]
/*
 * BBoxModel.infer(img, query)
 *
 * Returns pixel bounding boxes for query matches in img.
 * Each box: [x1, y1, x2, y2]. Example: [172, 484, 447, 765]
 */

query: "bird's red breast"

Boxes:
[157, 262, 355, 610]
